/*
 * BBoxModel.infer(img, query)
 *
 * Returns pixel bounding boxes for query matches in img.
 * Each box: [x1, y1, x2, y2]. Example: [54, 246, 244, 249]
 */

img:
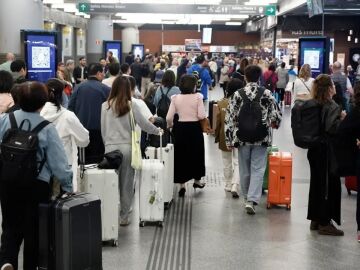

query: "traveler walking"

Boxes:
[73, 57, 88, 84]
[337, 82, 360, 241]
[41, 78, 90, 192]
[68, 63, 110, 163]
[293, 64, 314, 101]
[0, 71, 14, 113]
[225, 65, 282, 214]
[215, 79, 243, 198]
[102, 62, 120, 88]
[0, 82, 72, 270]
[306, 74, 346, 236]
[187, 55, 212, 100]
[276, 62, 290, 106]
[166, 75, 207, 197]
[331, 61, 353, 113]
[101, 76, 161, 226]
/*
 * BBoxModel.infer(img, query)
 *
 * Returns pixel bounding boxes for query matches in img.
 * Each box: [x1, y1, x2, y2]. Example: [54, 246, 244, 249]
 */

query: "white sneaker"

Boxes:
[1, 263, 14, 270]
[224, 184, 232, 192]
[245, 202, 256, 215]
[231, 184, 239, 198]
[120, 218, 130, 226]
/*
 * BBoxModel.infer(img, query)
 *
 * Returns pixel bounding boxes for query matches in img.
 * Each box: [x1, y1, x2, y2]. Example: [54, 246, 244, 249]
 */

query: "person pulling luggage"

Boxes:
[0, 82, 73, 270]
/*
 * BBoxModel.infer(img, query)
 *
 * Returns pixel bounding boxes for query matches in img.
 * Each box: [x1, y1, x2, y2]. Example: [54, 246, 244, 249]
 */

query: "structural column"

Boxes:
[0, 0, 44, 57]
[122, 26, 140, 61]
[87, 15, 113, 64]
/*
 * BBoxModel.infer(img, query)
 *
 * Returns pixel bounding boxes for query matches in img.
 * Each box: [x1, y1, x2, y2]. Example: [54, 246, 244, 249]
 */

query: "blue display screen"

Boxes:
[26, 34, 57, 82]
[105, 42, 122, 63]
[299, 40, 325, 78]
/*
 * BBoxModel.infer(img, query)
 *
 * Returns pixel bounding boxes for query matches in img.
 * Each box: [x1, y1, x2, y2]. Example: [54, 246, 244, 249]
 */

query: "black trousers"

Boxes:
[86, 129, 105, 164]
[0, 180, 50, 270]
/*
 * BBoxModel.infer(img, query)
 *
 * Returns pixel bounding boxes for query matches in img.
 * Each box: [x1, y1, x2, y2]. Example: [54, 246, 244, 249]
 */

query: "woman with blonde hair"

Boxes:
[293, 64, 315, 101]
[101, 76, 161, 226]
[306, 74, 346, 236]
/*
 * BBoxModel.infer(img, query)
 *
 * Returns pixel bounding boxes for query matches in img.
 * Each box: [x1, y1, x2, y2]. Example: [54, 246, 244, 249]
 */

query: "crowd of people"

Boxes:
[0, 49, 360, 270]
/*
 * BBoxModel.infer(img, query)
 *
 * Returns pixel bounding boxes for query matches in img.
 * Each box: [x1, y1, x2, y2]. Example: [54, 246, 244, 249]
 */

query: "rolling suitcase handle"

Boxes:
[79, 147, 85, 179]
[159, 130, 163, 163]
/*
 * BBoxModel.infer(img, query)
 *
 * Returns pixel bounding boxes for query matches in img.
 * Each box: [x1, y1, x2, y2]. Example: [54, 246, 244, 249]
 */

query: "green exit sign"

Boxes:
[78, 3, 90, 13]
[265, 5, 276, 16]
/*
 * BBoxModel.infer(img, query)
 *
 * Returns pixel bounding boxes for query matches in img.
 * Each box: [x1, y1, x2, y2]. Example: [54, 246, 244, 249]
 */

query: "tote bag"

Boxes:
[129, 104, 142, 170]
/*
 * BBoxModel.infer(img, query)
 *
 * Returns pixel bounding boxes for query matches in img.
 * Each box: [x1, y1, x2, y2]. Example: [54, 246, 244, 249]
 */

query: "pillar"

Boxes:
[122, 26, 140, 62]
[87, 15, 113, 64]
[0, 0, 43, 57]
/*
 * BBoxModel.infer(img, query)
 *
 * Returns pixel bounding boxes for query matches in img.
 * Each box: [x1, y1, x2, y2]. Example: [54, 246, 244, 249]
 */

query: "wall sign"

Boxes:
[76, 28, 86, 56]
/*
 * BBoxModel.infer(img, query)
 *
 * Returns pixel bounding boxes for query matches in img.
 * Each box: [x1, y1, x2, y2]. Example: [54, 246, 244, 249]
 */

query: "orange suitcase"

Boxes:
[267, 152, 292, 210]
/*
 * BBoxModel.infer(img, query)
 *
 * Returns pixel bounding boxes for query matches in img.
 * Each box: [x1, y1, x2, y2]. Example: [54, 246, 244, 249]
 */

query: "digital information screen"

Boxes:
[132, 44, 145, 59]
[299, 38, 329, 78]
[24, 33, 57, 82]
[104, 41, 122, 63]
[202, 28, 212, 44]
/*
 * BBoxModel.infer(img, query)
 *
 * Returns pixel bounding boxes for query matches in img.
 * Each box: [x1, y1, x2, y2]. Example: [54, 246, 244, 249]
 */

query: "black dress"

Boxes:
[172, 120, 205, 183]
[307, 100, 342, 225]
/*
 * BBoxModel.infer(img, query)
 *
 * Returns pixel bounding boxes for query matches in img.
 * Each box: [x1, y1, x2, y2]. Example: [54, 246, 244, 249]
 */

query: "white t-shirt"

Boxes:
[102, 76, 116, 88]
[131, 97, 153, 121]
[293, 77, 314, 97]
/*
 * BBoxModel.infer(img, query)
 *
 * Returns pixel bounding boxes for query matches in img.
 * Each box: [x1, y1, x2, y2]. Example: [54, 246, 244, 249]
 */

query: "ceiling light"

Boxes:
[226, 22, 242, 26]
[349, 29, 353, 35]
[348, 36, 352, 42]
[355, 38, 359, 44]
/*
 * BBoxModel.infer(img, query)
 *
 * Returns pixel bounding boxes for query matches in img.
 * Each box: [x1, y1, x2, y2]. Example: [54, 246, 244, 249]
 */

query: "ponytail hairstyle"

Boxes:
[311, 74, 334, 105]
[107, 75, 132, 117]
[46, 78, 64, 111]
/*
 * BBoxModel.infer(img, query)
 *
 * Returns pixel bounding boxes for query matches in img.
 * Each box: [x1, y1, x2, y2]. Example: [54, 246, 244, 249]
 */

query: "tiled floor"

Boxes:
[8, 86, 360, 269]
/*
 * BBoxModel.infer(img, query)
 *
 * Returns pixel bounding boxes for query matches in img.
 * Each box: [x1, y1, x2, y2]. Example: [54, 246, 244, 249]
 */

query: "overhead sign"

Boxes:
[185, 39, 202, 52]
[307, 0, 323, 18]
[265, 5, 276, 16]
[78, 3, 90, 13]
[81, 4, 273, 15]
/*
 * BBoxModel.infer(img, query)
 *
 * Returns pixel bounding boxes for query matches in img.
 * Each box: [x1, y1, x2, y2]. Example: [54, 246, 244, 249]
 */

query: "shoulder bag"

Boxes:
[129, 103, 142, 170]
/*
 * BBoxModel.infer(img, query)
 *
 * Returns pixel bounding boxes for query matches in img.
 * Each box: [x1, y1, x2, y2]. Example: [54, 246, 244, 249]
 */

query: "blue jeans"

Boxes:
[238, 145, 267, 204]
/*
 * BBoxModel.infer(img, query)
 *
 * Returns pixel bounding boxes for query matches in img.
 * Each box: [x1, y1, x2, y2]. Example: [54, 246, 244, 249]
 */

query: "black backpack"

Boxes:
[236, 87, 268, 143]
[0, 112, 50, 186]
[141, 63, 150, 77]
[156, 87, 171, 118]
[192, 68, 204, 92]
[291, 99, 323, 149]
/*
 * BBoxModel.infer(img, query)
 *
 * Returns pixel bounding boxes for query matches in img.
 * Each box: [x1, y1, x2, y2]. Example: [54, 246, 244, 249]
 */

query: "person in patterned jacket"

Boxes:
[225, 65, 282, 215]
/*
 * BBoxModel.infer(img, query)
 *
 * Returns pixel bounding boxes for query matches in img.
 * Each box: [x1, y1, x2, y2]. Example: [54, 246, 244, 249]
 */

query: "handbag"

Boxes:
[98, 150, 123, 169]
[200, 118, 211, 133]
[129, 104, 142, 170]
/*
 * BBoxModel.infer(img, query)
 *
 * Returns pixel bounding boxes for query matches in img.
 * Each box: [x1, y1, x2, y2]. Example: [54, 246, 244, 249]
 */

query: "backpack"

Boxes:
[291, 99, 323, 149]
[0, 112, 50, 186]
[192, 69, 203, 92]
[265, 72, 274, 91]
[236, 87, 268, 143]
[156, 87, 171, 118]
[333, 82, 345, 110]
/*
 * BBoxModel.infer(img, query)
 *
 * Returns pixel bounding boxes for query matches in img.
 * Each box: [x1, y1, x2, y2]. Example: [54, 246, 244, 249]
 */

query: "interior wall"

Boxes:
[138, 29, 260, 53]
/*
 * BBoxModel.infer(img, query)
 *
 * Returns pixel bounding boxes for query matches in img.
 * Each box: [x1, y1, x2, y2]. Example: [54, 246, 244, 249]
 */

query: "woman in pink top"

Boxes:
[0, 71, 14, 113]
[166, 75, 207, 197]
[263, 64, 279, 94]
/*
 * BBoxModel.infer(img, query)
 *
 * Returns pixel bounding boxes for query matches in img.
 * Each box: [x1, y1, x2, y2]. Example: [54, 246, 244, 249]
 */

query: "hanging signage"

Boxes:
[185, 39, 202, 52]
[81, 3, 271, 15]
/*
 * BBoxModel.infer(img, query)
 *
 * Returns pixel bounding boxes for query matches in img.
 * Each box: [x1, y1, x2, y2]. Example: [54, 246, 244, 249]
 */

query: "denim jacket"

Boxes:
[0, 110, 73, 192]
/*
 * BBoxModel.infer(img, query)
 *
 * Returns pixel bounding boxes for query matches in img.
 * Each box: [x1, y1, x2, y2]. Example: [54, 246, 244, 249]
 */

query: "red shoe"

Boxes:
[357, 231, 360, 243]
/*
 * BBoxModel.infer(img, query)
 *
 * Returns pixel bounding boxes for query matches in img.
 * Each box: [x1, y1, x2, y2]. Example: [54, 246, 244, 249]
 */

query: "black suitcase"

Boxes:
[39, 193, 102, 270]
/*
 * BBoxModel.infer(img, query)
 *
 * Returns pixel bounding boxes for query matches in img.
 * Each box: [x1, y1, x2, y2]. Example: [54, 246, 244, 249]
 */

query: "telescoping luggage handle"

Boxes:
[79, 147, 85, 179]
[159, 130, 163, 163]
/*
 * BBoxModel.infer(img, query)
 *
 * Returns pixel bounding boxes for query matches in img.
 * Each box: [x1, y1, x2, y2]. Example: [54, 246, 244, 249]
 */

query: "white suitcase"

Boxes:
[139, 138, 165, 227]
[78, 150, 119, 246]
[157, 144, 174, 209]
[145, 146, 156, 159]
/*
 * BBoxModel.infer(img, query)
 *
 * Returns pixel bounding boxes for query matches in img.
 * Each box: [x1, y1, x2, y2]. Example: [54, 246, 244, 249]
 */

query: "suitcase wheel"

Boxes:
[112, 240, 119, 247]
[266, 203, 271, 209]
[158, 221, 164, 228]
[139, 221, 145, 227]
[347, 189, 351, 195]
[286, 205, 291, 211]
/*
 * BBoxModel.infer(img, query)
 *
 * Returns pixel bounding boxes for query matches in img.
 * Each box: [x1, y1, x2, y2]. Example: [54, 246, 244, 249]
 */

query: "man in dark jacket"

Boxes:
[130, 57, 142, 90]
[73, 57, 88, 84]
[125, 52, 135, 65]
[68, 63, 110, 163]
